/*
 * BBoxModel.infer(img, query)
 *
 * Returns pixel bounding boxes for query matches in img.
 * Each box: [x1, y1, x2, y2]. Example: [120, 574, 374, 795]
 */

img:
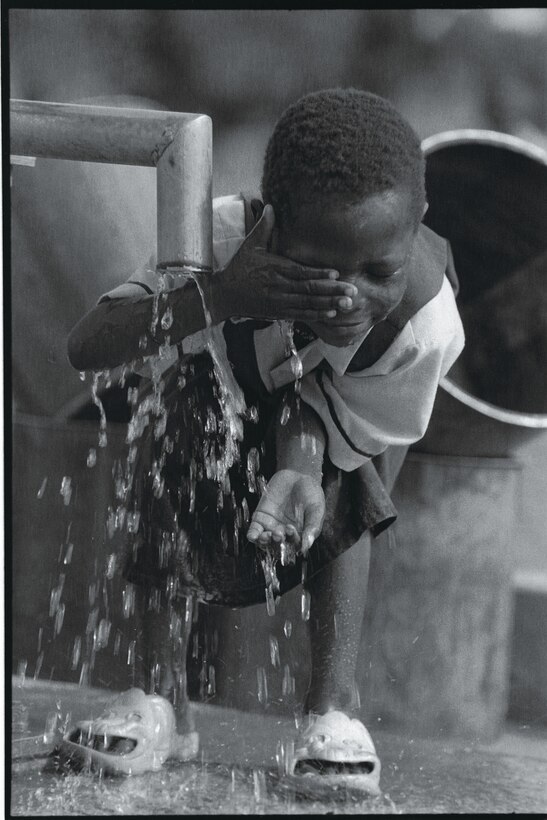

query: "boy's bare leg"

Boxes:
[304, 532, 371, 716]
[137, 587, 197, 746]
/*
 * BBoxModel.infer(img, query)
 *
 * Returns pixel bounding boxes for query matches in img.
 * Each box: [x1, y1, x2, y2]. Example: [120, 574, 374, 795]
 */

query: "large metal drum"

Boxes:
[418, 130, 547, 456]
[361, 130, 547, 740]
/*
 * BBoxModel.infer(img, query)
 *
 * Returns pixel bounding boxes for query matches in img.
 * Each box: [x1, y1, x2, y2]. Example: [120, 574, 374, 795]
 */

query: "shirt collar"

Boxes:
[316, 328, 373, 375]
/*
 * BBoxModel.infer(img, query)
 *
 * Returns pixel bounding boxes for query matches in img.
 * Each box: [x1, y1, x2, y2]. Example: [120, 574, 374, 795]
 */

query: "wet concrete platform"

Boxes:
[10, 679, 547, 815]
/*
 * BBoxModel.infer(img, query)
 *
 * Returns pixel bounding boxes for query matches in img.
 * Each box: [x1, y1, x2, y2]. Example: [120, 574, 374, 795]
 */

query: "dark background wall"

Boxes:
[8, 10, 547, 722]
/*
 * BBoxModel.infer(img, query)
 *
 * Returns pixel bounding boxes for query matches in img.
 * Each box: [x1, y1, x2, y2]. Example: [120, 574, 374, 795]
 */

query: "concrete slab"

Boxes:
[10, 679, 547, 815]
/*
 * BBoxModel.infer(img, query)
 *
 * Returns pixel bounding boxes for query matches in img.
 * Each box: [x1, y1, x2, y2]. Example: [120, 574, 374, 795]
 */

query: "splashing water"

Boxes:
[276, 738, 295, 776]
[91, 371, 109, 449]
[190, 272, 246, 479]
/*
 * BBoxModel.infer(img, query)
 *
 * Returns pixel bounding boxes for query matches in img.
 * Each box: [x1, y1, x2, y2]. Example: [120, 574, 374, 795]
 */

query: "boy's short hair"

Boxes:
[261, 87, 426, 229]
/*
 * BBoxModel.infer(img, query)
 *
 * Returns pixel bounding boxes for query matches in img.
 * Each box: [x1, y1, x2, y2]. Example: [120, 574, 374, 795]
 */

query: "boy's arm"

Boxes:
[275, 393, 325, 481]
[247, 396, 326, 555]
[67, 205, 355, 372]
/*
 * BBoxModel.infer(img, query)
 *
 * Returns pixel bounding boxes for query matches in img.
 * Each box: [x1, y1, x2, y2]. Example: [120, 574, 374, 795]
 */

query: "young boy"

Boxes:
[65, 88, 464, 792]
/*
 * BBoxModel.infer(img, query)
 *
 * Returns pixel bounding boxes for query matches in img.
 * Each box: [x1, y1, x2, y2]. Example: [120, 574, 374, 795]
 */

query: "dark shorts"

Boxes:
[124, 351, 406, 608]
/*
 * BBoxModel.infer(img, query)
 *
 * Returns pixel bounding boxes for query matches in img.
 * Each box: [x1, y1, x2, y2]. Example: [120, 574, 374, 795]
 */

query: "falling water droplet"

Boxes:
[63, 543, 74, 565]
[49, 578, 65, 616]
[113, 631, 121, 656]
[79, 371, 86, 381]
[98, 431, 108, 448]
[122, 584, 135, 619]
[265, 584, 276, 617]
[207, 664, 216, 696]
[86, 448, 97, 468]
[71, 637, 81, 670]
[34, 652, 44, 680]
[105, 553, 116, 579]
[79, 661, 89, 687]
[161, 306, 173, 330]
[279, 404, 291, 426]
[269, 636, 280, 668]
[280, 540, 296, 567]
[127, 640, 136, 666]
[283, 620, 292, 639]
[290, 354, 303, 381]
[60, 476, 72, 506]
[94, 620, 111, 651]
[139, 334, 148, 351]
[257, 667, 268, 705]
[37, 478, 48, 499]
[301, 589, 311, 621]
[54, 604, 65, 635]
[282, 664, 295, 696]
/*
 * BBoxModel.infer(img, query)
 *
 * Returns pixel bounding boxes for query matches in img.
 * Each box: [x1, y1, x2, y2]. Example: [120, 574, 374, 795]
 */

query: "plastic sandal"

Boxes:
[289, 711, 381, 795]
[59, 688, 199, 775]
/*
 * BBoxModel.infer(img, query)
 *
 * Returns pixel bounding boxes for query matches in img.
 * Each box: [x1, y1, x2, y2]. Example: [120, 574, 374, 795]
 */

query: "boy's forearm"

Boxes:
[275, 397, 326, 481]
[67, 273, 228, 372]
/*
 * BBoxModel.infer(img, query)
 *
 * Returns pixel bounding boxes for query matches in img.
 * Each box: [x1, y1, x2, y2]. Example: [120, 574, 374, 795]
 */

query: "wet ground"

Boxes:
[10, 678, 547, 815]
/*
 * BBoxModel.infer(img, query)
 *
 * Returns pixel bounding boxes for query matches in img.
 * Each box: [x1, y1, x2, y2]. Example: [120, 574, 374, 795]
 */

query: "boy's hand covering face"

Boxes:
[247, 468, 325, 558]
[276, 190, 417, 347]
[216, 205, 357, 322]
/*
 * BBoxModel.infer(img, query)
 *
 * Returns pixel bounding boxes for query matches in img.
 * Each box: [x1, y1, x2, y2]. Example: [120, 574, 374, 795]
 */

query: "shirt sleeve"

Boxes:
[95, 195, 247, 378]
[299, 276, 465, 472]
[97, 255, 159, 303]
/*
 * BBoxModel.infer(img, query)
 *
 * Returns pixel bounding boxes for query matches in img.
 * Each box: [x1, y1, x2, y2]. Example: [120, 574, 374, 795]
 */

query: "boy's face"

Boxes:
[276, 188, 419, 347]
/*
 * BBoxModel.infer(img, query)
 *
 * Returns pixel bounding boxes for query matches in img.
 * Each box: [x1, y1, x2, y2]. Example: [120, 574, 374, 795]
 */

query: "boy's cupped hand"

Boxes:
[215, 205, 356, 323]
[246, 468, 325, 557]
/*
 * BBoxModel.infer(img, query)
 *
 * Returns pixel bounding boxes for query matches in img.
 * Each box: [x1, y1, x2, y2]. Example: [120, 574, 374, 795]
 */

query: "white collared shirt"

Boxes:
[101, 193, 465, 470]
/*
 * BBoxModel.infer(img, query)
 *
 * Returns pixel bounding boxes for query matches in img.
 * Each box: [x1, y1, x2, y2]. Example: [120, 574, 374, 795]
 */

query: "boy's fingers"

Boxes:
[279, 279, 357, 297]
[277, 264, 340, 281]
[285, 524, 301, 544]
[246, 521, 264, 542]
[273, 293, 354, 311]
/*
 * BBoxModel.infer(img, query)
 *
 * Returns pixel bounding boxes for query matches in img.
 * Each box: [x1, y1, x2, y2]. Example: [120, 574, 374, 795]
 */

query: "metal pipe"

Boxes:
[157, 114, 212, 272]
[10, 98, 213, 271]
